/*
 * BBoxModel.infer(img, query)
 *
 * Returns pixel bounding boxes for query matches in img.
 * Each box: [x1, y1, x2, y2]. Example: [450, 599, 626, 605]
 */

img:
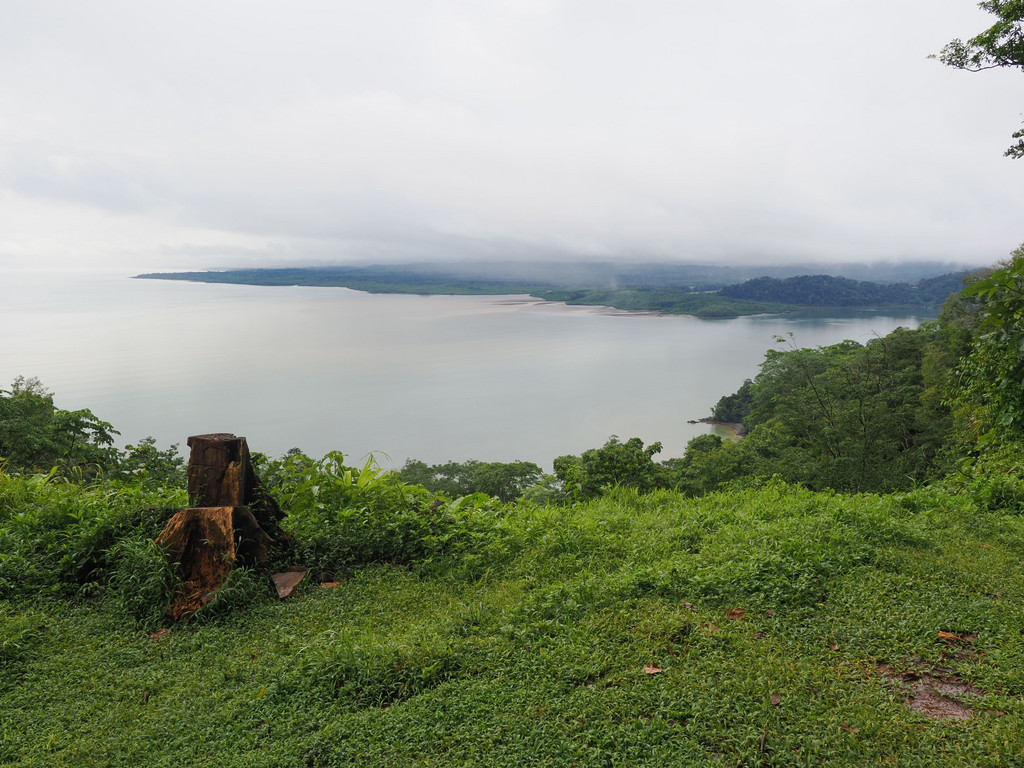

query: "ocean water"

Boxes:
[0, 269, 929, 469]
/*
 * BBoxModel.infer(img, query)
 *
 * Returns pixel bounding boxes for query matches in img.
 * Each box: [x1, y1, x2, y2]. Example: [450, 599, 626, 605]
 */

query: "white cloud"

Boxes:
[1, 0, 1021, 271]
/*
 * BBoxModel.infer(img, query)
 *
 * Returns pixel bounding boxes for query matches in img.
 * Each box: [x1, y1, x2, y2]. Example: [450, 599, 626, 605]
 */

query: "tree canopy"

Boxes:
[0, 376, 183, 485]
[0, 376, 118, 478]
[940, 1, 1024, 157]
[397, 458, 543, 503]
[951, 243, 1024, 446]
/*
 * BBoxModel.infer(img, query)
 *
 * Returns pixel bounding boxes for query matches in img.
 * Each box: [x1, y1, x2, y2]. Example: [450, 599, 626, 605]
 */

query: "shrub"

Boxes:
[260, 451, 503, 577]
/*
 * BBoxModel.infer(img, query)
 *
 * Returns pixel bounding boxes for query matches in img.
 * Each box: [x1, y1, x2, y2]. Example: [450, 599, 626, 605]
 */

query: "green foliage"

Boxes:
[104, 538, 181, 628]
[684, 255, 1020, 497]
[735, 329, 949, 492]
[0, 470, 184, 601]
[720, 272, 971, 307]
[5, 481, 1024, 766]
[0, 377, 184, 487]
[665, 434, 749, 496]
[258, 450, 502, 577]
[195, 566, 272, 620]
[957, 443, 1024, 513]
[290, 625, 472, 708]
[711, 378, 753, 422]
[554, 436, 668, 500]
[397, 458, 542, 502]
[0, 377, 119, 479]
[535, 287, 794, 317]
[941, 0, 1024, 72]
[940, 1, 1024, 157]
[0, 606, 46, 673]
[471, 461, 544, 502]
[953, 246, 1024, 448]
[108, 437, 186, 489]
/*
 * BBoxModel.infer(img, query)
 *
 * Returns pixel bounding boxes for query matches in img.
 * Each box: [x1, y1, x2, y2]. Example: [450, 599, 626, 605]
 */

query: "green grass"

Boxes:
[3, 479, 1024, 766]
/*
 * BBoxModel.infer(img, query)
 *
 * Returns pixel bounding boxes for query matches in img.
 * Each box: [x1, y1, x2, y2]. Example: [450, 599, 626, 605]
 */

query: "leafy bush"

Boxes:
[259, 451, 503, 577]
[0, 470, 184, 599]
[104, 538, 180, 629]
[0, 376, 119, 479]
[950, 443, 1024, 514]
[397, 458, 543, 502]
[554, 436, 668, 500]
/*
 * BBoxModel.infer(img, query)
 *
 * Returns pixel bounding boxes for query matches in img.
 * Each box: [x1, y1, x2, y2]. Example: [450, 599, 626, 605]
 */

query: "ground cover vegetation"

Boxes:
[3, 248, 1024, 765]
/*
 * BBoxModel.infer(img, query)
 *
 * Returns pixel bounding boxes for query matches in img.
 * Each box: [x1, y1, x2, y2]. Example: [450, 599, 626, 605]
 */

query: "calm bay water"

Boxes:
[1, 270, 930, 469]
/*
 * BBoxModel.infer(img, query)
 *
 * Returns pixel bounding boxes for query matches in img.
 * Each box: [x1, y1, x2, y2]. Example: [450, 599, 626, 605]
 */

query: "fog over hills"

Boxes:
[140, 259, 976, 290]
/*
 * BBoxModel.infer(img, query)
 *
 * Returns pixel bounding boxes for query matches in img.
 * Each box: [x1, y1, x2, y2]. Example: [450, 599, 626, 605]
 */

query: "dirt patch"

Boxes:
[876, 663, 985, 721]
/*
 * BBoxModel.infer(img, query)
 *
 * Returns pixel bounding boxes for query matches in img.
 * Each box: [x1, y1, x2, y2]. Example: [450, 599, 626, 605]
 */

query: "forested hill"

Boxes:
[137, 263, 978, 317]
[719, 271, 974, 306]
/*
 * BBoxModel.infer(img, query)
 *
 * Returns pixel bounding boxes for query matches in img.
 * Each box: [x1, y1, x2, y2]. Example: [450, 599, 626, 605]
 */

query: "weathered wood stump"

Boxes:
[157, 434, 287, 620]
[186, 433, 286, 538]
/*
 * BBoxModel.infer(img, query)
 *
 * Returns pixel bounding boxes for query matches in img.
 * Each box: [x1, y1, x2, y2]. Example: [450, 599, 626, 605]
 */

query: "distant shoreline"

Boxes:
[135, 265, 959, 321]
[134, 269, 793, 318]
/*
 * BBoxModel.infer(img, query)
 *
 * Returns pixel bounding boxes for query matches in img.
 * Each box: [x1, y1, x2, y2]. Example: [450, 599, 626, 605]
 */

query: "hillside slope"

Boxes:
[2, 476, 1022, 766]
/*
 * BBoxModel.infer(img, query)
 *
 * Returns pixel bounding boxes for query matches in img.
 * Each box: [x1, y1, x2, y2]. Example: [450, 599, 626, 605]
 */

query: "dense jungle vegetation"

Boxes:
[3, 246, 1024, 765]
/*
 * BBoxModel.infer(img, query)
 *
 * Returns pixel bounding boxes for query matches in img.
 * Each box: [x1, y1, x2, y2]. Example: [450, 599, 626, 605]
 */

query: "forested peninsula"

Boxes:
[136, 262, 975, 318]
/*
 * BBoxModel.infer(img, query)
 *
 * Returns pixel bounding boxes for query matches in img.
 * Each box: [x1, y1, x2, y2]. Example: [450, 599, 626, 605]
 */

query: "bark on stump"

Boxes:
[186, 433, 286, 538]
[157, 434, 285, 620]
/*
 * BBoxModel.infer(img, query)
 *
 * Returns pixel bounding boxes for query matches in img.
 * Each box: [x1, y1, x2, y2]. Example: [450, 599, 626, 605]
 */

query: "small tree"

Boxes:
[397, 457, 542, 502]
[554, 436, 667, 499]
[0, 377, 119, 477]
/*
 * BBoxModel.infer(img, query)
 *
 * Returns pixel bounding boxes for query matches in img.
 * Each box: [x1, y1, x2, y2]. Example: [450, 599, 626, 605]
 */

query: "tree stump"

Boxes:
[157, 434, 286, 620]
[186, 433, 286, 538]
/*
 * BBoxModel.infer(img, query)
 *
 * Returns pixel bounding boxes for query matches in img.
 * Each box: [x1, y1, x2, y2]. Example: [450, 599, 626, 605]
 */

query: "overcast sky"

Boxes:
[1, 0, 1022, 273]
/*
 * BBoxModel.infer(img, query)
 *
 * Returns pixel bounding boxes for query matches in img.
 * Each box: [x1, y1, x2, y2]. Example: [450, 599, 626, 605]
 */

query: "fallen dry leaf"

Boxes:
[726, 608, 746, 620]
[682, 601, 696, 612]
[644, 665, 663, 675]
[828, 643, 840, 651]
[771, 694, 781, 708]
[839, 721, 860, 734]
[938, 630, 975, 645]
[149, 628, 169, 641]
[320, 582, 340, 589]
[707, 624, 721, 634]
